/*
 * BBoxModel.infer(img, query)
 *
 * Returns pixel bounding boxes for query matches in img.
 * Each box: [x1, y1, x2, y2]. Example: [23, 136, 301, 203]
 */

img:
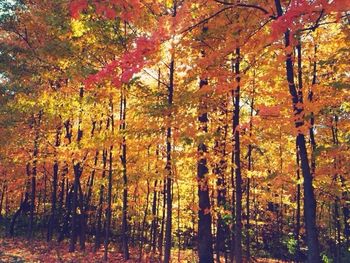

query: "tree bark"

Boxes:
[164, 57, 174, 263]
[214, 97, 228, 263]
[95, 149, 107, 251]
[246, 91, 254, 261]
[295, 144, 302, 261]
[69, 87, 84, 252]
[103, 146, 113, 261]
[29, 110, 42, 239]
[233, 47, 242, 263]
[274, 1, 321, 261]
[197, 76, 214, 263]
[47, 125, 61, 241]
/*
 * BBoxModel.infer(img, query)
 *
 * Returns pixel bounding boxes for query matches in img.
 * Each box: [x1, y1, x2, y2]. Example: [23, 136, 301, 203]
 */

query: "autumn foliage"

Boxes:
[0, 0, 350, 262]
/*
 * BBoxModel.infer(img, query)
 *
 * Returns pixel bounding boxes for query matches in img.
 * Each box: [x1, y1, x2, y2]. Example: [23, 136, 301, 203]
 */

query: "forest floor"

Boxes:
[0, 237, 290, 262]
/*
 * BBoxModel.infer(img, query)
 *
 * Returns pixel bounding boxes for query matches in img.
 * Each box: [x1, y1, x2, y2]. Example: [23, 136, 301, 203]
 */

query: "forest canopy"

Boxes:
[0, 0, 350, 262]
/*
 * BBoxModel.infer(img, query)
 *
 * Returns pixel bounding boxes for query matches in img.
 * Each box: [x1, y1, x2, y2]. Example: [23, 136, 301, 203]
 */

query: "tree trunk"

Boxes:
[120, 87, 130, 260]
[95, 149, 107, 251]
[103, 146, 113, 261]
[295, 144, 302, 261]
[139, 179, 151, 261]
[47, 125, 61, 241]
[232, 47, 243, 263]
[151, 179, 158, 254]
[69, 87, 84, 252]
[274, 1, 321, 261]
[197, 76, 214, 263]
[29, 111, 42, 239]
[0, 182, 5, 219]
[246, 92, 254, 261]
[159, 180, 166, 257]
[214, 97, 228, 263]
[69, 163, 81, 252]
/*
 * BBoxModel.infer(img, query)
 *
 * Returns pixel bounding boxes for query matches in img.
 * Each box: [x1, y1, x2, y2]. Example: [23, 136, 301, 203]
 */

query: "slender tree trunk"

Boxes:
[104, 94, 116, 260]
[246, 92, 254, 261]
[9, 163, 31, 236]
[164, 56, 175, 262]
[95, 149, 107, 251]
[139, 179, 151, 261]
[69, 87, 84, 252]
[295, 144, 301, 261]
[330, 114, 350, 247]
[151, 179, 158, 254]
[341, 175, 350, 247]
[0, 182, 5, 218]
[274, 1, 321, 261]
[159, 180, 166, 257]
[197, 75, 214, 263]
[214, 97, 228, 263]
[103, 146, 113, 261]
[47, 125, 61, 241]
[233, 47, 242, 263]
[230, 134, 235, 261]
[29, 110, 42, 239]
[334, 198, 341, 263]
[120, 87, 130, 260]
[69, 163, 81, 252]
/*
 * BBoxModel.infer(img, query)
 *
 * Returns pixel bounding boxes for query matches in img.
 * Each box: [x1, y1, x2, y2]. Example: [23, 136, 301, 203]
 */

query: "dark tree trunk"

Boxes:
[69, 163, 81, 252]
[47, 125, 62, 241]
[29, 111, 42, 239]
[104, 95, 116, 261]
[233, 47, 242, 263]
[139, 179, 151, 261]
[164, 56, 174, 263]
[214, 97, 228, 263]
[0, 181, 6, 219]
[78, 182, 86, 250]
[341, 174, 350, 247]
[95, 149, 107, 251]
[295, 144, 302, 261]
[246, 92, 254, 261]
[103, 146, 113, 261]
[85, 151, 98, 214]
[197, 76, 214, 263]
[307, 43, 317, 182]
[274, 1, 321, 261]
[334, 199, 341, 263]
[331, 115, 349, 254]
[9, 194, 30, 236]
[151, 179, 158, 254]
[9, 163, 31, 236]
[120, 88, 130, 260]
[69, 87, 84, 252]
[164, 59, 175, 263]
[159, 180, 166, 257]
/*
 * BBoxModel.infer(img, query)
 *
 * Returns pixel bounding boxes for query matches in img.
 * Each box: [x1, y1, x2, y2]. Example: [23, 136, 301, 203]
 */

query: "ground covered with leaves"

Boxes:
[0, 237, 132, 263]
[0, 237, 290, 263]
